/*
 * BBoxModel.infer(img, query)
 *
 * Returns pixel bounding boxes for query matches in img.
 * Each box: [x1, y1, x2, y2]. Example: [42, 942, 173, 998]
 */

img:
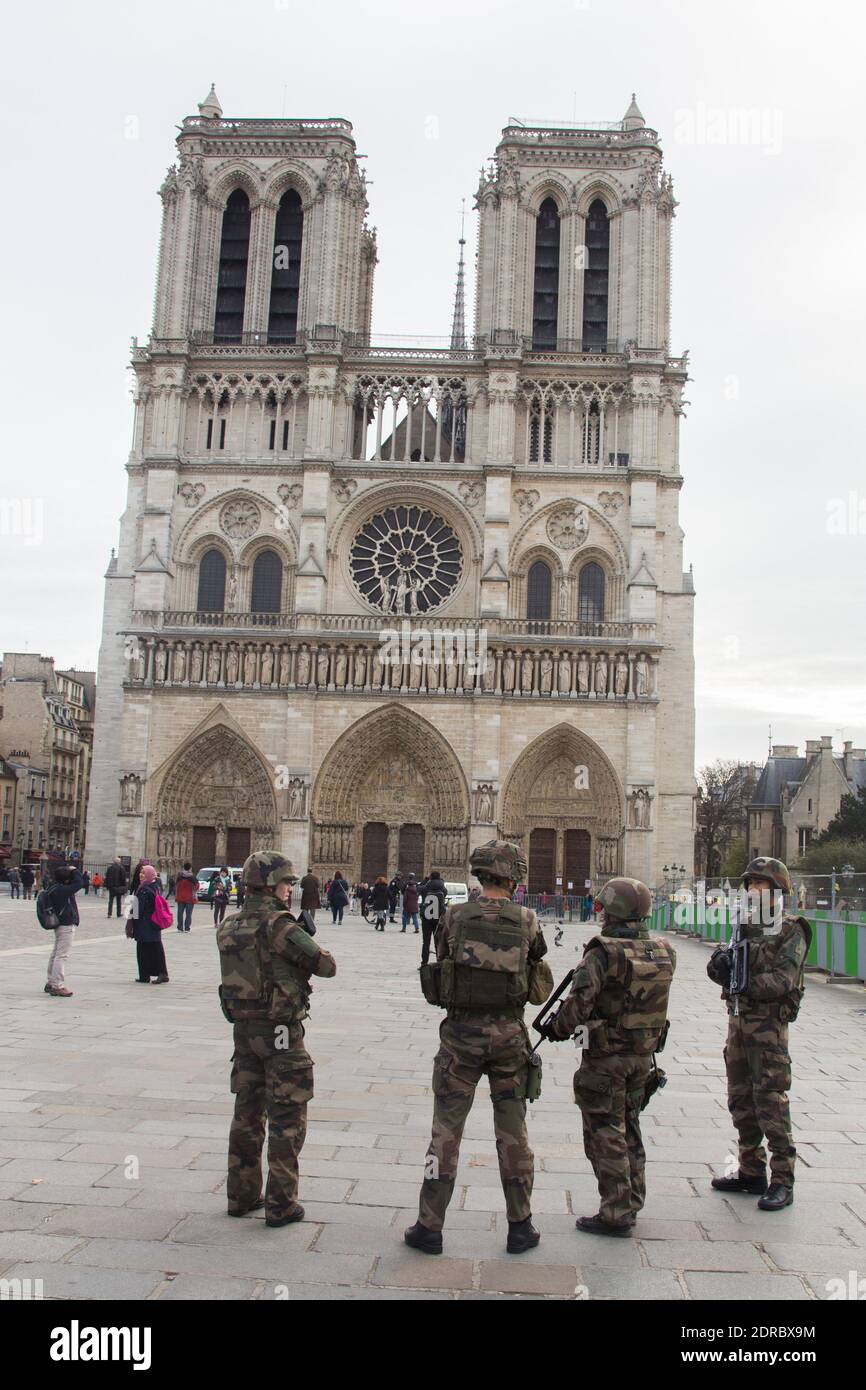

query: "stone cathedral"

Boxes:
[86, 87, 696, 892]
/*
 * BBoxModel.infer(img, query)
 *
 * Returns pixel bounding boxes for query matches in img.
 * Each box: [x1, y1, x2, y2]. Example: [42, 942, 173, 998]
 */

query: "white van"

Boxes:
[196, 866, 243, 902]
[444, 882, 469, 907]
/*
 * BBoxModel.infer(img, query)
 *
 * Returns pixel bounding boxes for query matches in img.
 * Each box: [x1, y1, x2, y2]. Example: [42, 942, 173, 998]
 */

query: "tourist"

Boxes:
[388, 872, 403, 923]
[82, 869, 91, 896]
[401, 873, 420, 934]
[328, 871, 349, 924]
[358, 881, 371, 919]
[20, 865, 35, 899]
[8, 866, 21, 899]
[104, 857, 128, 918]
[209, 867, 231, 926]
[133, 864, 169, 983]
[419, 869, 446, 963]
[92, 870, 103, 897]
[130, 858, 151, 893]
[369, 876, 390, 930]
[300, 869, 321, 924]
[174, 860, 197, 932]
[42, 863, 84, 997]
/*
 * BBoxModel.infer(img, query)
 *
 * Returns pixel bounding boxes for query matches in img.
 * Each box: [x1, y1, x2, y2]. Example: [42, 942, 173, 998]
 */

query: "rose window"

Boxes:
[349, 506, 463, 614]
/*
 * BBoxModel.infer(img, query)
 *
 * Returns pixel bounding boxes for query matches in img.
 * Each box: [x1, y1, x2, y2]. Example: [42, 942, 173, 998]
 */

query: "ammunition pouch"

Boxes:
[218, 984, 235, 1024]
[655, 1019, 670, 1054]
[419, 962, 444, 1007]
[641, 1060, 667, 1112]
[523, 1051, 543, 1103]
[707, 946, 732, 988]
[527, 958, 554, 1006]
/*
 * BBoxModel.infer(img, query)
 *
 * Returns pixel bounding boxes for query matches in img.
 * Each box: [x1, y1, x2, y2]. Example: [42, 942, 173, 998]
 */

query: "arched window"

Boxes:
[197, 549, 227, 612]
[532, 198, 560, 350]
[527, 560, 552, 620]
[578, 562, 605, 625]
[268, 189, 304, 343]
[214, 189, 251, 343]
[250, 550, 283, 613]
[582, 199, 610, 351]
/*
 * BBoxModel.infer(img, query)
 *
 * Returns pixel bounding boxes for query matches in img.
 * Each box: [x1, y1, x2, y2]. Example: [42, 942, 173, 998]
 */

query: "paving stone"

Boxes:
[643, 1239, 768, 1272]
[683, 1271, 812, 1300]
[762, 1242, 866, 1275]
[0, 1159, 115, 1187]
[67, 1237, 375, 1284]
[156, 1274, 262, 1299]
[371, 1253, 474, 1290]
[39, 1206, 183, 1241]
[0, 1200, 63, 1230]
[478, 1260, 580, 1295]
[0, 1261, 163, 1301]
[581, 1267, 685, 1299]
[168, 1214, 319, 1251]
[258, 1283, 453, 1301]
[0, 1231, 86, 1261]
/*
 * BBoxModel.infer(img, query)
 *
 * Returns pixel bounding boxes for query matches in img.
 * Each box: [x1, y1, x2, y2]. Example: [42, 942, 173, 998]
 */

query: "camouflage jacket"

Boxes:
[434, 896, 549, 1013]
[217, 891, 336, 1024]
[722, 915, 810, 1018]
[549, 923, 676, 1053]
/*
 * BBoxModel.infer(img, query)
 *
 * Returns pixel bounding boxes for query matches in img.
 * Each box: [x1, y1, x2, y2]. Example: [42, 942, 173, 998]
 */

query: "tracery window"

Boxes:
[250, 550, 283, 613]
[527, 561, 552, 621]
[533, 198, 561, 350]
[268, 190, 303, 343]
[197, 549, 227, 612]
[349, 506, 463, 614]
[578, 561, 605, 625]
[214, 190, 251, 343]
[582, 199, 610, 351]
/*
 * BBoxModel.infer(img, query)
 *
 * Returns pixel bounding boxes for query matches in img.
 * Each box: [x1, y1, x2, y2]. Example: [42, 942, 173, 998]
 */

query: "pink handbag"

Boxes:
[151, 893, 173, 931]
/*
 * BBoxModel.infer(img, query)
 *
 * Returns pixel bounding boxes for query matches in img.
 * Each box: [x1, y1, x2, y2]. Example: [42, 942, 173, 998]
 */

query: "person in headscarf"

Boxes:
[133, 864, 169, 984]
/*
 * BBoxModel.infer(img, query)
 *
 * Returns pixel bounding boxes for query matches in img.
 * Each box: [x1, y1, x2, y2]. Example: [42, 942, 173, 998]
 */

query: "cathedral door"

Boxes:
[192, 826, 216, 870]
[361, 822, 388, 882]
[528, 828, 556, 894]
[564, 828, 591, 891]
[227, 827, 251, 865]
[399, 824, 425, 879]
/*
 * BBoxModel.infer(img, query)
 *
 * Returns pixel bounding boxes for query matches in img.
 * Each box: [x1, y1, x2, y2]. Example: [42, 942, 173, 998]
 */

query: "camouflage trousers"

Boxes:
[227, 1020, 313, 1221]
[418, 1015, 533, 1231]
[725, 1011, 796, 1186]
[574, 1053, 652, 1225]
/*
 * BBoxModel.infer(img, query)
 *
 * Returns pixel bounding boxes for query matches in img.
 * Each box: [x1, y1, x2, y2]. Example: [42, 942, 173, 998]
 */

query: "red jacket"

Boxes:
[175, 870, 197, 904]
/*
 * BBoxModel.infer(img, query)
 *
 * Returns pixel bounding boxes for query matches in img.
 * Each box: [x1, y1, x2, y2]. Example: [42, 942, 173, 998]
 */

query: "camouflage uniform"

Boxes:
[548, 880, 675, 1226]
[216, 852, 336, 1222]
[718, 916, 809, 1188]
[416, 843, 552, 1233]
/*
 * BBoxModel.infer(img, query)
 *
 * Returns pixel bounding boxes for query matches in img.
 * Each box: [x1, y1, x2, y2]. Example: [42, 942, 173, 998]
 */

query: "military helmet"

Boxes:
[595, 877, 653, 922]
[469, 840, 527, 884]
[242, 851, 298, 890]
[741, 856, 792, 893]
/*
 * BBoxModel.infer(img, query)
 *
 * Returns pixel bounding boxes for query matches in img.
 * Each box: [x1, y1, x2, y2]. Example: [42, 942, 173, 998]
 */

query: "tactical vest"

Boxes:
[217, 903, 311, 1024]
[584, 933, 675, 1056]
[439, 900, 531, 1013]
[729, 915, 812, 1021]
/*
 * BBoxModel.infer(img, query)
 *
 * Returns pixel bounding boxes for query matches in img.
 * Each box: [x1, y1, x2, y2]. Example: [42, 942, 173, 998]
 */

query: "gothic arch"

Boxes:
[524, 175, 572, 217]
[263, 163, 318, 211]
[208, 163, 264, 210]
[174, 488, 296, 565]
[574, 177, 624, 218]
[511, 498, 629, 577]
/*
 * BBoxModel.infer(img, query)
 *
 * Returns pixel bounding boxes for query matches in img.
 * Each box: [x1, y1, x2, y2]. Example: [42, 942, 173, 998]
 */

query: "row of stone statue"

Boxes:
[130, 639, 655, 698]
[311, 825, 468, 867]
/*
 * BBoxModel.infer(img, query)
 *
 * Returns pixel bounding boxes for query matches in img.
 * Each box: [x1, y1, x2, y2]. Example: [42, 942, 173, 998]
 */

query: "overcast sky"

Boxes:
[1, 0, 864, 771]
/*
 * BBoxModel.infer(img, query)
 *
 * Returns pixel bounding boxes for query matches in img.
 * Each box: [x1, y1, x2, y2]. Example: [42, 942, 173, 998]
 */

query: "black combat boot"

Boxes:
[403, 1221, 443, 1254]
[506, 1218, 540, 1254]
[227, 1197, 265, 1217]
[711, 1171, 768, 1195]
[266, 1204, 305, 1228]
[575, 1213, 633, 1238]
[757, 1183, 793, 1211]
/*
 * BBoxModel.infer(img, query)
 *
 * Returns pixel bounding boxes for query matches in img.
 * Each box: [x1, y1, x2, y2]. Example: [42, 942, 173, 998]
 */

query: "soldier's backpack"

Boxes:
[584, 934, 675, 1055]
[439, 901, 530, 1011]
[35, 888, 60, 930]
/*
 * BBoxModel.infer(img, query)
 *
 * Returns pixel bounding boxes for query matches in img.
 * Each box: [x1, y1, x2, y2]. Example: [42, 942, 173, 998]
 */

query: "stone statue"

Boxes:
[171, 645, 185, 683]
[261, 645, 274, 686]
[540, 654, 553, 694]
[559, 578, 568, 619]
[279, 647, 291, 686]
[409, 659, 422, 690]
[632, 788, 650, 828]
[558, 654, 571, 694]
[227, 568, 238, 610]
[635, 655, 650, 696]
[445, 657, 458, 691]
[615, 655, 629, 696]
[226, 645, 239, 684]
[371, 647, 384, 689]
[427, 652, 441, 691]
[190, 643, 203, 684]
[391, 655, 403, 688]
[289, 780, 305, 818]
[154, 645, 167, 683]
[121, 776, 139, 813]
[389, 569, 410, 615]
[521, 653, 534, 694]
[463, 659, 475, 692]
[353, 648, 367, 686]
[594, 655, 608, 695]
[207, 645, 221, 684]
[577, 653, 590, 694]
[317, 651, 330, 687]
[244, 646, 257, 685]
[482, 652, 496, 691]
[296, 645, 311, 687]
[502, 651, 515, 693]
[335, 650, 347, 688]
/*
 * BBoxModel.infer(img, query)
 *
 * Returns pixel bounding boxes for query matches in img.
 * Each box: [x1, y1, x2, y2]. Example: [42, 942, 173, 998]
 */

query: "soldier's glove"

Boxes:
[707, 946, 732, 988]
[535, 1017, 561, 1043]
[298, 910, 317, 937]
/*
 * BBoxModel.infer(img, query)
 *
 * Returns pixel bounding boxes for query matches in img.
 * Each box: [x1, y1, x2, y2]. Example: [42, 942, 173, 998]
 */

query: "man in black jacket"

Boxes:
[388, 873, 403, 923]
[104, 857, 128, 918]
[419, 870, 447, 965]
[44, 866, 83, 997]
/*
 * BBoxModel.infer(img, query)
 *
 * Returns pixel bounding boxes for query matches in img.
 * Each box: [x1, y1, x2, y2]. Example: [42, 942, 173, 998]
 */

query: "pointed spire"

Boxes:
[450, 201, 468, 351]
[622, 92, 645, 129]
[198, 84, 222, 120]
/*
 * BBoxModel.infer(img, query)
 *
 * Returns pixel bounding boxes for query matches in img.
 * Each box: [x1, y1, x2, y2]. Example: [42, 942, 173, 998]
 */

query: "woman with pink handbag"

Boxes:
[132, 865, 170, 983]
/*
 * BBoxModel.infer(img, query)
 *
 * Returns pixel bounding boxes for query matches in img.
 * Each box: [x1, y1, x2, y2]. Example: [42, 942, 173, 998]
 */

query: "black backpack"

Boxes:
[36, 888, 60, 931]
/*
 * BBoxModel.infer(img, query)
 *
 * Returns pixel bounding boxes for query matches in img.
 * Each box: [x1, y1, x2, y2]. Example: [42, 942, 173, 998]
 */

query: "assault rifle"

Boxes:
[531, 968, 575, 1040]
[522, 969, 575, 1104]
[728, 899, 750, 1010]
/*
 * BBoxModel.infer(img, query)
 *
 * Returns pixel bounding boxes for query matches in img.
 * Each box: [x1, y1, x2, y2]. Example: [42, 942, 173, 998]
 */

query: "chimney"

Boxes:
[804, 740, 820, 755]
[772, 745, 799, 757]
[820, 735, 833, 750]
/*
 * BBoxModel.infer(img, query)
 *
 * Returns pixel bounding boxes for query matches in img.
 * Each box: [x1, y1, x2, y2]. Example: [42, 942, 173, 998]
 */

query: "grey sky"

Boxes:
[2, 0, 864, 770]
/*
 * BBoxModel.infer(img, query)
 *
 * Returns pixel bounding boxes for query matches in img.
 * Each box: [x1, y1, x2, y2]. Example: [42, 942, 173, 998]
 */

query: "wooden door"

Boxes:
[192, 826, 216, 871]
[227, 827, 251, 865]
[528, 828, 556, 894]
[564, 828, 591, 892]
[361, 822, 388, 883]
[398, 824, 425, 879]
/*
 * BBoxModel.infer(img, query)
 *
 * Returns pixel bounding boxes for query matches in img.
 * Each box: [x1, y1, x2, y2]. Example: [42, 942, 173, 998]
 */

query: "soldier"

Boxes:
[707, 857, 811, 1212]
[538, 878, 676, 1236]
[216, 851, 336, 1227]
[405, 841, 553, 1255]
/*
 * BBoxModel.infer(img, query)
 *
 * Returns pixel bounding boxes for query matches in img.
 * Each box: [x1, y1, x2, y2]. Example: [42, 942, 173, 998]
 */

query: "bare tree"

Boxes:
[695, 761, 756, 878]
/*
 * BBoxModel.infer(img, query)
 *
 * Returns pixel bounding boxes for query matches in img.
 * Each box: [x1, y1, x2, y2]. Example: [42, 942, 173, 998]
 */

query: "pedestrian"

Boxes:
[369, 875, 390, 930]
[82, 869, 91, 896]
[299, 869, 321, 925]
[216, 852, 336, 1226]
[41, 864, 84, 997]
[540, 890, 548, 917]
[582, 891, 593, 922]
[419, 868, 446, 964]
[359, 881, 370, 919]
[133, 864, 170, 983]
[130, 859, 150, 893]
[406, 841, 553, 1256]
[514, 882, 526, 906]
[388, 873, 403, 923]
[92, 871, 103, 897]
[401, 873, 420, 934]
[707, 857, 811, 1212]
[327, 871, 349, 924]
[539, 878, 676, 1236]
[8, 866, 21, 899]
[104, 856, 128, 918]
[174, 860, 197, 932]
[235, 873, 246, 909]
[209, 867, 231, 926]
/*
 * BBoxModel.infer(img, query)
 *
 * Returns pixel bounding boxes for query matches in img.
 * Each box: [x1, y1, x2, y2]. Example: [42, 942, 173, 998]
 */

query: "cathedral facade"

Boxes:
[86, 88, 696, 891]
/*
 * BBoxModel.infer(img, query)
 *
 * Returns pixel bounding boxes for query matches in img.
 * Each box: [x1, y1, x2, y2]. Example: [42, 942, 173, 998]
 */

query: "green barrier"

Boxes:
[653, 900, 866, 982]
